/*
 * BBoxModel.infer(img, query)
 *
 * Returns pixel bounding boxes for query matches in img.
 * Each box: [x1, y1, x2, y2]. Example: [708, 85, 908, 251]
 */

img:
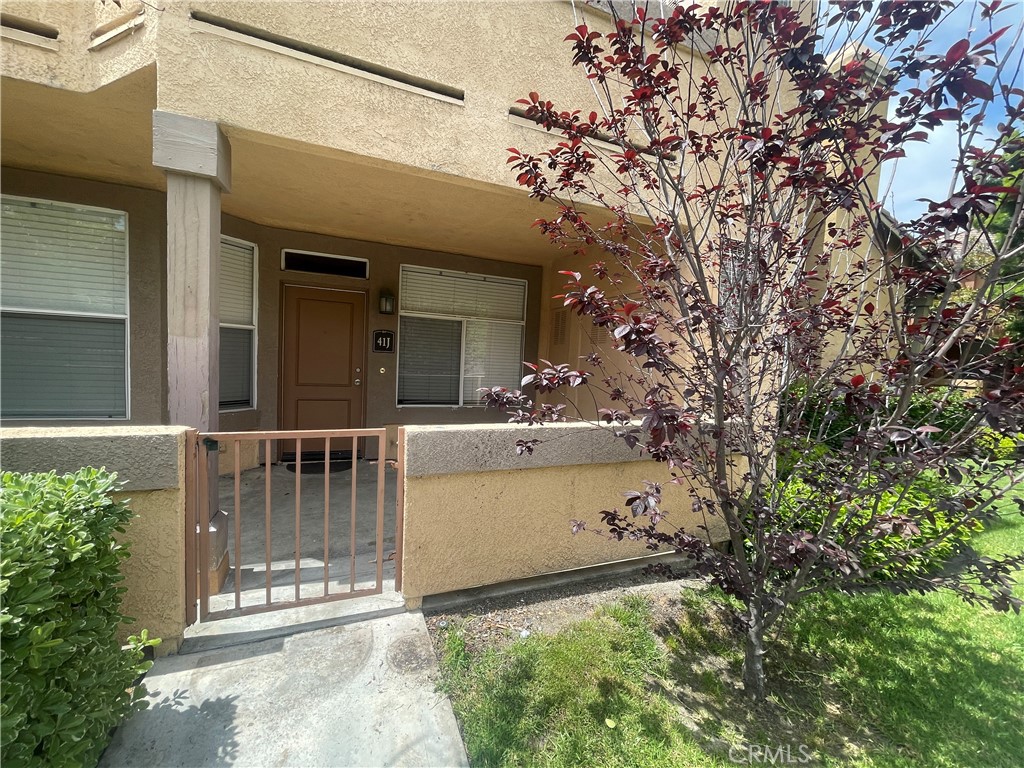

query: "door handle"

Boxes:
[354, 378, 362, 386]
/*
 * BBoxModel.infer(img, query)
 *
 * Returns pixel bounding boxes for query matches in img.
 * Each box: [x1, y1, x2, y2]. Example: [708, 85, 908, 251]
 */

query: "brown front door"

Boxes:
[281, 285, 366, 458]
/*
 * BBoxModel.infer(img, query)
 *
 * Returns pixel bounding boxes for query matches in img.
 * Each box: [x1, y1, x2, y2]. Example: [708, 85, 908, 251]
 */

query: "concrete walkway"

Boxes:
[100, 609, 469, 768]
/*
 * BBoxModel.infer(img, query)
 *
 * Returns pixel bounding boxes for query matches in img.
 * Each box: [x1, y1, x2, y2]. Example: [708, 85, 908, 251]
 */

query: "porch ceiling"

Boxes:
[1, 69, 563, 267]
[0, 67, 163, 191]
[223, 128, 561, 266]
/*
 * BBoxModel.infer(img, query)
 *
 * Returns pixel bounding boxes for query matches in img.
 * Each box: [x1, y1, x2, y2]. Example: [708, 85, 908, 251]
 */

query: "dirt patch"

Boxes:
[424, 570, 701, 656]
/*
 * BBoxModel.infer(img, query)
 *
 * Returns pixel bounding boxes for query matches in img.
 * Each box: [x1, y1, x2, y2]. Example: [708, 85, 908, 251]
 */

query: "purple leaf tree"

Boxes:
[483, 0, 1024, 700]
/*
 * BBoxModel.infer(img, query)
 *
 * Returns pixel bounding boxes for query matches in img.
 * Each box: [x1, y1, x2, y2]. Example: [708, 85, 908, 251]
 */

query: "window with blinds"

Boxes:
[1, 196, 129, 419]
[219, 237, 257, 410]
[397, 266, 526, 406]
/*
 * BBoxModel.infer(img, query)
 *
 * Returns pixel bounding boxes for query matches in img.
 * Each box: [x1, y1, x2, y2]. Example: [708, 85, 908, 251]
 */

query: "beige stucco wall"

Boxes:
[0, 1, 694, 263]
[0, 1, 715, 197]
[155, 0, 621, 192]
[1, 426, 189, 654]
[216, 438, 260, 475]
[1, 1, 157, 93]
[401, 445, 728, 601]
[113, 486, 185, 652]
[0, 0, 622, 189]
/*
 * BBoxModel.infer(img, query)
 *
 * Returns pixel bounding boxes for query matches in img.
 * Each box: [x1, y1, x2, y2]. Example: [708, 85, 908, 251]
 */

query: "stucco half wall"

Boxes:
[1, 426, 189, 654]
[400, 423, 730, 603]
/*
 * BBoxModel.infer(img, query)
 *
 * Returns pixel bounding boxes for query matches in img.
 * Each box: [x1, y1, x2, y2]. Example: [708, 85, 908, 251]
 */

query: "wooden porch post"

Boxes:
[152, 110, 232, 430]
[154, 111, 233, 604]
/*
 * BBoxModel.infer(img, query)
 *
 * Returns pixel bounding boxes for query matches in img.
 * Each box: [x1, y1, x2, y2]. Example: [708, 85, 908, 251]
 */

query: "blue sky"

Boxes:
[865, 1, 1018, 222]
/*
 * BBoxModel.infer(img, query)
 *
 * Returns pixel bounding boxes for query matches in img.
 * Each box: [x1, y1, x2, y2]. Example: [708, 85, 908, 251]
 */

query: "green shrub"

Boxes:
[776, 437, 831, 480]
[1, 469, 158, 768]
[974, 427, 1023, 461]
[777, 473, 978, 580]
[906, 386, 974, 436]
[783, 382, 975, 451]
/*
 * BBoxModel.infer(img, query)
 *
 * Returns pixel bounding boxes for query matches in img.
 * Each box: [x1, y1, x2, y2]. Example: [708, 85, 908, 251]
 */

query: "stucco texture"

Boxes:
[400, 461, 728, 600]
[113, 487, 186, 654]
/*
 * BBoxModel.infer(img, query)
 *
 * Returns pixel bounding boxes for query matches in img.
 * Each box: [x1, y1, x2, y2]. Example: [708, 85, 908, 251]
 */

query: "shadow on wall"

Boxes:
[100, 691, 241, 767]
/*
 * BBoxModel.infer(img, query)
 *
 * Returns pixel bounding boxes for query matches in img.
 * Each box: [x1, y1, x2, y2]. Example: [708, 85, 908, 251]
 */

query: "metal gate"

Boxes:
[185, 428, 404, 623]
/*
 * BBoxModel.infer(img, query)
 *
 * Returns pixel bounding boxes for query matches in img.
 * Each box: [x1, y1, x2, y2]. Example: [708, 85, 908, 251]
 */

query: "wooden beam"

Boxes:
[153, 110, 231, 192]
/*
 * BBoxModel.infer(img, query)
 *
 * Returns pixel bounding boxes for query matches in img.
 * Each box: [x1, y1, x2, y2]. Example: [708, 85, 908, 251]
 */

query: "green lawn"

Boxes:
[437, 504, 1023, 767]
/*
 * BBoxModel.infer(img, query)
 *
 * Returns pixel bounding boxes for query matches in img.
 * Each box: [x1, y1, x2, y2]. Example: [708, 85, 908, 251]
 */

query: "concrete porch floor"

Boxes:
[210, 459, 399, 614]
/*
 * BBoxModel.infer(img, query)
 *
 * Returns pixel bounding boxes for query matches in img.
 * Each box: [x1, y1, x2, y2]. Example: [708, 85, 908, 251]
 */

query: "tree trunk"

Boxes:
[742, 604, 767, 702]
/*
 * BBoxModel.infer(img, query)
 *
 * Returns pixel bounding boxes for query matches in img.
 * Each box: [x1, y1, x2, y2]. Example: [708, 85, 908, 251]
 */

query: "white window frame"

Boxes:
[219, 235, 259, 412]
[0, 194, 131, 421]
[396, 265, 527, 408]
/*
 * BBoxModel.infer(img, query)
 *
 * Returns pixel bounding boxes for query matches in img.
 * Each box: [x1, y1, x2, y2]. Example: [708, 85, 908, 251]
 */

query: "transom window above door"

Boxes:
[397, 266, 527, 406]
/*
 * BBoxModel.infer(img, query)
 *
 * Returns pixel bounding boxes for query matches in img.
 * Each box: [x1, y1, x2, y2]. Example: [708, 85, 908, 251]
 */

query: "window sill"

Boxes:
[396, 404, 485, 409]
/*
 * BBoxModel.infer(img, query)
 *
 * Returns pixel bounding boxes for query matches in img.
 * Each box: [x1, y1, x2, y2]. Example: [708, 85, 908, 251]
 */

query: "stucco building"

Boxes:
[1, 1, 892, 453]
[1, 0, 638, 453]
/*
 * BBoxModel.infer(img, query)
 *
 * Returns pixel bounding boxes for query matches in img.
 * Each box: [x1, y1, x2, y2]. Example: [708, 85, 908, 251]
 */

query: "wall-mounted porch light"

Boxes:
[379, 289, 396, 315]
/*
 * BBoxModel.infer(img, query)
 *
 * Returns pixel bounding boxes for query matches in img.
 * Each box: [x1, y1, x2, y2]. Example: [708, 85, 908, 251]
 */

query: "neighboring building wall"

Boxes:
[0, 1, 158, 93]
[0, 426, 189, 654]
[400, 423, 730, 604]
[1, 167, 167, 427]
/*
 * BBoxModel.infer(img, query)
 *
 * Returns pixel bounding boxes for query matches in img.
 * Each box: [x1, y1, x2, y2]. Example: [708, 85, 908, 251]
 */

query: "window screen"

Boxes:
[397, 266, 526, 406]
[0, 196, 128, 419]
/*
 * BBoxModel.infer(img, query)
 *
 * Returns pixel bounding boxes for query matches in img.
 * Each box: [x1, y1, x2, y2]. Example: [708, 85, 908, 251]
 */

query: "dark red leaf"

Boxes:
[962, 77, 994, 101]
[974, 185, 1018, 194]
[945, 38, 970, 65]
[973, 25, 1011, 50]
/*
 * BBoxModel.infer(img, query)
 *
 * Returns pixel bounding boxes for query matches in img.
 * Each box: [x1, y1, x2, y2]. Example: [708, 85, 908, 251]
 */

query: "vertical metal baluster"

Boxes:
[350, 435, 358, 591]
[265, 439, 273, 606]
[198, 438, 211, 620]
[234, 440, 242, 610]
[375, 432, 385, 593]
[323, 436, 331, 596]
[184, 430, 198, 626]
[394, 427, 405, 593]
[295, 438, 302, 601]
